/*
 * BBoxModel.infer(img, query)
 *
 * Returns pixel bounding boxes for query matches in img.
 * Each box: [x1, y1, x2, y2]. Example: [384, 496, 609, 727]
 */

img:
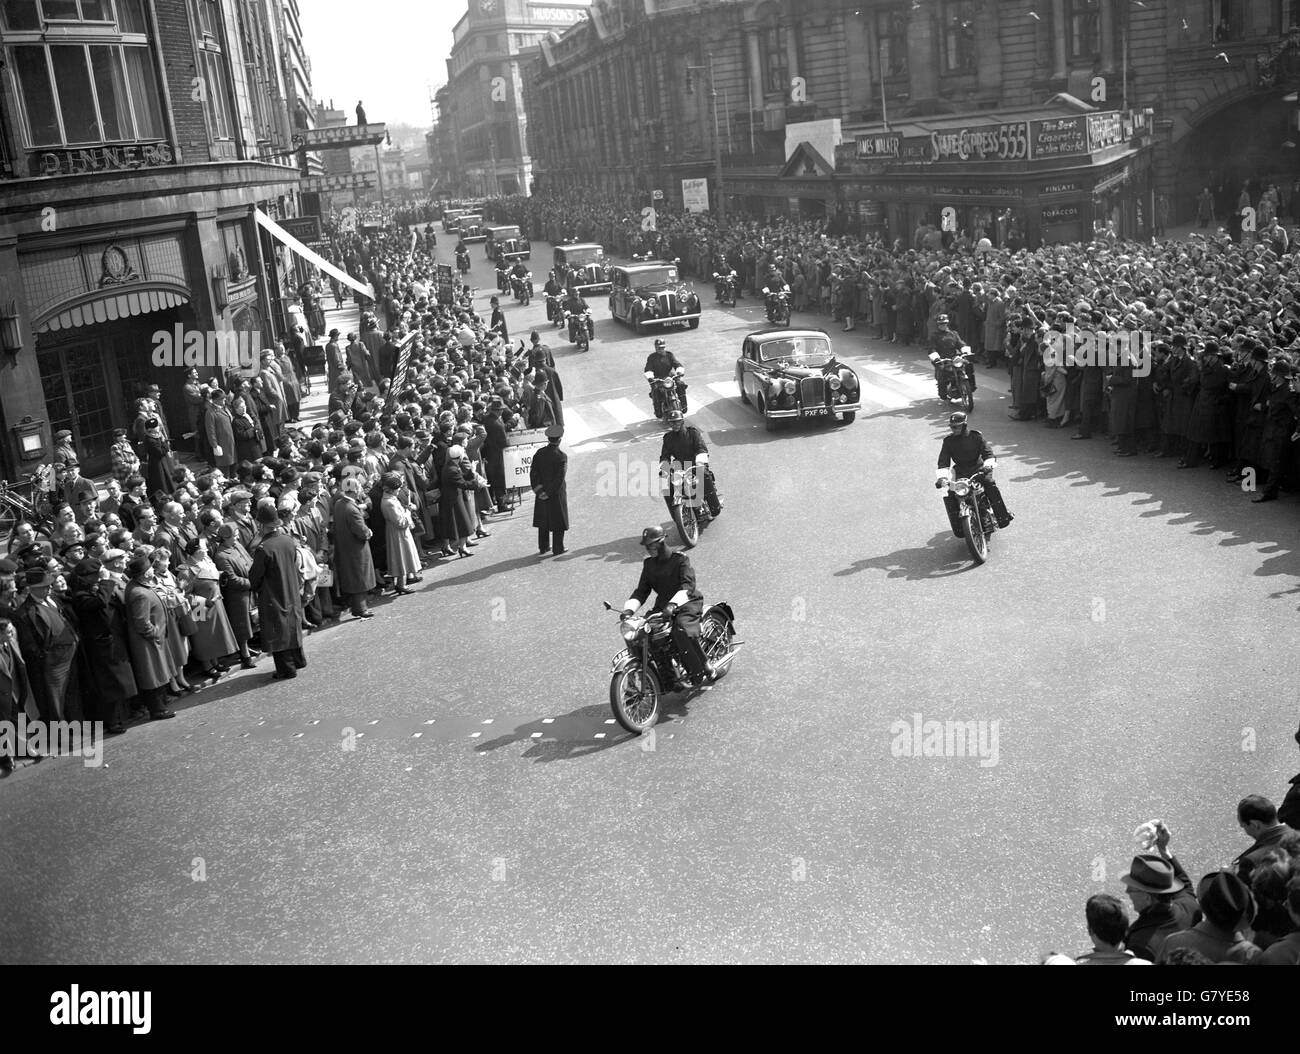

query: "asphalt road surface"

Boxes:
[2, 233, 1297, 964]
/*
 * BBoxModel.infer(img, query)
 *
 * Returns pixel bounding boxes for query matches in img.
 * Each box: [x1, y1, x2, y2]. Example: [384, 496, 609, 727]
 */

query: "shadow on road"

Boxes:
[834, 531, 982, 580]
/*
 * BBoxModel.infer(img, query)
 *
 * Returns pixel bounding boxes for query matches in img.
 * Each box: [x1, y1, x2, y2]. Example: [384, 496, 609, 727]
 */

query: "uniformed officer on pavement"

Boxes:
[935, 411, 1014, 531]
[658, 410, 722, 522]
[622, 526, 715, 684]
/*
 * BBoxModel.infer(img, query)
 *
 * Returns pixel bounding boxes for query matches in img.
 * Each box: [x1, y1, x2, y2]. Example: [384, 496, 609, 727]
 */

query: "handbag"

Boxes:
[315, 566, 334, 589]
[177, 601, 201, 636]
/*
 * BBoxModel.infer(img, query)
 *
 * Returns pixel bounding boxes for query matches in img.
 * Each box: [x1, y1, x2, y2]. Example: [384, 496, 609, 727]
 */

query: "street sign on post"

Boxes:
[652, 189, 663, 201]
[301, 123, 388, 149]
[279, 216, 321, 243]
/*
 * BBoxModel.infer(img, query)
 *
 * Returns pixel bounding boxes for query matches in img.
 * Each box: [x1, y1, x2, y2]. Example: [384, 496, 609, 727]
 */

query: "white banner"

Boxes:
[254, 209, 373, 299]
[681, 178, 709, 213]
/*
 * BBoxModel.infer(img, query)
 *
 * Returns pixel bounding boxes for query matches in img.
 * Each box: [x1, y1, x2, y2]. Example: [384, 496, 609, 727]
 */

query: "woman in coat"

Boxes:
[230, 394, 265, 462]
[180, 535, 238, 680]
[212, 522, 257, 668]
[142, 418, 178, 499]
[331, 477, 377, 618]
[67, 559, 137, 734]
[379, 472, 421, 595]
[148, 544, 196, 696]
[439, 445, 478, 557]
[123, 555, 177, 720]
[1011, 325, 1045, 419]
[1184, 346, 1233, 466]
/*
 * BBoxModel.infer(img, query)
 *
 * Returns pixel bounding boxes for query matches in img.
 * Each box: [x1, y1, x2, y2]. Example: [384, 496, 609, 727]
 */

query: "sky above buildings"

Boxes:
[303, 0, 465, 128]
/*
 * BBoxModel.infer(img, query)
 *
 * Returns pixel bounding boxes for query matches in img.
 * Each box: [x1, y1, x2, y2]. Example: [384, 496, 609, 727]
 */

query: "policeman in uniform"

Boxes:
[562, 285, 590, 341]
[658, 410, 722, 522]
[622, 526, 715, 684]
[931, 314, 975, 400]
[935, 411, 1013, 532]
[643, 337, 688, 416]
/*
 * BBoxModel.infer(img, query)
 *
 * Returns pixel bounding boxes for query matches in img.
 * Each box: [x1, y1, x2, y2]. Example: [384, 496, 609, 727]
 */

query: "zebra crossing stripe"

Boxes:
[601, 397, 652, 427]
[706, 380, 741, 399]
[856, 382, 912, 410]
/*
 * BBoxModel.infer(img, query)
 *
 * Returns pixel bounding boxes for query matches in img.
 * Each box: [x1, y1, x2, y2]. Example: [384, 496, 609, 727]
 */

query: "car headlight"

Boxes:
[837, 394, 847, 403]
[828, 376, 842, 391]
[781, 379, 796, 394]
[952, 481, 971, 497]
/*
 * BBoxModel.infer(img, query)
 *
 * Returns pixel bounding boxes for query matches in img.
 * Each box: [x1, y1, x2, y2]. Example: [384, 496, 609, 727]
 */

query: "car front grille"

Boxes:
[800, 377, 824, 407]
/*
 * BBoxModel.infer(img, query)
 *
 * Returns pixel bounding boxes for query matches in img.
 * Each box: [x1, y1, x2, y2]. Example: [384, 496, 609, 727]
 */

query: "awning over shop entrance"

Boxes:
[254, 209, 373, 300]
[39, 288, 189, 333]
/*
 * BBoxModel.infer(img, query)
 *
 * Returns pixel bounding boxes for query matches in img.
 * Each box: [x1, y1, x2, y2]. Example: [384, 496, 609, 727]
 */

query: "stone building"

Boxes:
[0, 0, 312, 477]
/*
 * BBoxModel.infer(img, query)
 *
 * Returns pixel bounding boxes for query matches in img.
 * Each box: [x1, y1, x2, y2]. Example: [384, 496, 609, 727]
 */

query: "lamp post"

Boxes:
[686, 52, 726, 221]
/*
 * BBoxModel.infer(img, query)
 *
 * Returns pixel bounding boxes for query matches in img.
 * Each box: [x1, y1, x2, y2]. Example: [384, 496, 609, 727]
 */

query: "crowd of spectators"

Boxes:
[488, 192, 1300, 496]
[1, 210, 573, 771]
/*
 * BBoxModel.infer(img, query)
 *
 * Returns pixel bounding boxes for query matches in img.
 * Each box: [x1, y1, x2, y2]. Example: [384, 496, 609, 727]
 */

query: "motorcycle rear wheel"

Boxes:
[699, 614, 734, 678]
[671, 499, 699, 548]
[962, 502, 989, 565]
[609, 664, 661, 734]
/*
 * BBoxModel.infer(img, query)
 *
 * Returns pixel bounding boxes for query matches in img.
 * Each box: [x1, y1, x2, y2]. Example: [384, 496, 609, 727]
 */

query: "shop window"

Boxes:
[941, 1, 977, 73]
[1069, 0, 1100, 60]
[876, 5, 909, 78]
[3, 0, 165, 147]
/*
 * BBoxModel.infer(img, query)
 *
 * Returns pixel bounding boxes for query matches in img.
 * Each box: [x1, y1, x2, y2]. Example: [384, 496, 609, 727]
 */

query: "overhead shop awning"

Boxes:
[254, 209, 374, 300]
[39, 288, 189, 333]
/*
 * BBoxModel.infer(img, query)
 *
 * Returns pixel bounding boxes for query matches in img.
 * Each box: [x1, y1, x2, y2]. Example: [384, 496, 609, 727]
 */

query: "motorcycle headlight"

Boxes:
[952, 481, 971, 497]
[781, 379, 796, 394]
[828, 376, 842, 391]
[621, 626, 638, 642]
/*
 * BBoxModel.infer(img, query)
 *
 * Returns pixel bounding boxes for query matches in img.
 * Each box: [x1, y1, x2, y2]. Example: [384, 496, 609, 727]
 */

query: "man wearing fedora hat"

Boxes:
[1157, 871, 1261, 963]
[1121, 824, 1200, 962]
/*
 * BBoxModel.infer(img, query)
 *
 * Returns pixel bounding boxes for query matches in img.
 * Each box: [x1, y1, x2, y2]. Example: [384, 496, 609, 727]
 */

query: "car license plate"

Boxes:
[802, 407, 828, 417]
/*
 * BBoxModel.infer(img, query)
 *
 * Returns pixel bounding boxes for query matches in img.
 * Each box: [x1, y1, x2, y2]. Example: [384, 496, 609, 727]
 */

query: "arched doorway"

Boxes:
[1171, 92, 1300, 225]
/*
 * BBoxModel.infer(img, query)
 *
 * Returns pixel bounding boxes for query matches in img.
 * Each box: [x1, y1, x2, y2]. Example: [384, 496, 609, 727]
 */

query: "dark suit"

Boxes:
[249, 529, 306, 677]
[529, 441, 568, 554]
[14, 595, 80, 722]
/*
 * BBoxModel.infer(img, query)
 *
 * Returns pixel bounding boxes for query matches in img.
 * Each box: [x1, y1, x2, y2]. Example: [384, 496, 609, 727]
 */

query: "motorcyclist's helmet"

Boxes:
[664, 410, 684, 422]
[949, 411, 968, 428]
[640, 526, 666, 548]
[937, 314, 950, 325]
[653, 338, 667, 350]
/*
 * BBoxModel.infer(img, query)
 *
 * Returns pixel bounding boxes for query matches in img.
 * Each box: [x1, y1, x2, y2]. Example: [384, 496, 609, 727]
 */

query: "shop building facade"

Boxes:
[0, 0, 308, 479]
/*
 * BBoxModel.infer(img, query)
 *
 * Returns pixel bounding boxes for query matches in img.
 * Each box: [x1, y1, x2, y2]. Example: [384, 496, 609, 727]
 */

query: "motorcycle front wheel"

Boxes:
[671, 498, 699, 548]
[961, 501, 989, 565]
[610, 664, 662, 733]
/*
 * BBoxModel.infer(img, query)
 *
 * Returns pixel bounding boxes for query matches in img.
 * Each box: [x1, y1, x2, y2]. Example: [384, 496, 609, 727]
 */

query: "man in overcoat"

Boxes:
[248, 502, 306, 679]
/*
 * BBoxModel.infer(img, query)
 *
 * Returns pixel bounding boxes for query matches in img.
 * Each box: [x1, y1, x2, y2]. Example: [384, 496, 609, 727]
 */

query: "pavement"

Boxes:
[4, 232, 1298, 964]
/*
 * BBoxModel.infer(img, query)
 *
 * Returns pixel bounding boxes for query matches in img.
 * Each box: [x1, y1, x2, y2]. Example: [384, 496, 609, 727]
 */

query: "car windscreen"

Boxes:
[563, 247, 603, 266]
[495, 227, 520, 238]
[758, 336, 832, 365]
[462, 215, 482, 225]
[632, 268, 677, 292]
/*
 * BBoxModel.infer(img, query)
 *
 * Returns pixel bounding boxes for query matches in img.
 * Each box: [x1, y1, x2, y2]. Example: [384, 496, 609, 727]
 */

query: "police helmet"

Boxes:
[949, 411, 968, 427]
[640, 526, 666, 547]
[664, 409, 684, 422]
[653, 338, 667, 350]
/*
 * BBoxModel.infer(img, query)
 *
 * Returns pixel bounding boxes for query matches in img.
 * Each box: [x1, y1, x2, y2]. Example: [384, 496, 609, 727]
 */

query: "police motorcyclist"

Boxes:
[495, 258, 511, 293]
[659, 409, 723, 522]
[644, 337, 688, 416]
[761, 265, 791, 322]
[713, 262, 739, 302]
[935, 411, 1013, 531]
[562, 287, 590, 339]
[930, 313, 977, 400]
[543, 270, 565, 321]
[622, 526, 716, 684]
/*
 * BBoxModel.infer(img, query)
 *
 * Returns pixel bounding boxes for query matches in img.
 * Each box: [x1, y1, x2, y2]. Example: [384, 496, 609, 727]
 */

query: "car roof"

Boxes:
[615, 260, 676, 272]
[486, 225, 517, 232]
[557, 243, 602, 251]
[746, 329, 832, 342]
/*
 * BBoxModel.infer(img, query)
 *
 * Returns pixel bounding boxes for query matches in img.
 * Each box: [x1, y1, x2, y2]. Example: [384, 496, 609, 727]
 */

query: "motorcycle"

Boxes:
[929, 345, 975, 412]
[455, 248, 470, 274]
[495, 264, 510, 293]
[604, 600, 739, 734]
[939, 467, 996, 565]
[647, 371, 686, 419]
[763, 286, 791, 325]
[545, 292, 564, 325]
[713, 271, 738, 307]
[510, 272, 533, 305]
[661, 457, 714, 549]
[565, 310, 593, 351]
